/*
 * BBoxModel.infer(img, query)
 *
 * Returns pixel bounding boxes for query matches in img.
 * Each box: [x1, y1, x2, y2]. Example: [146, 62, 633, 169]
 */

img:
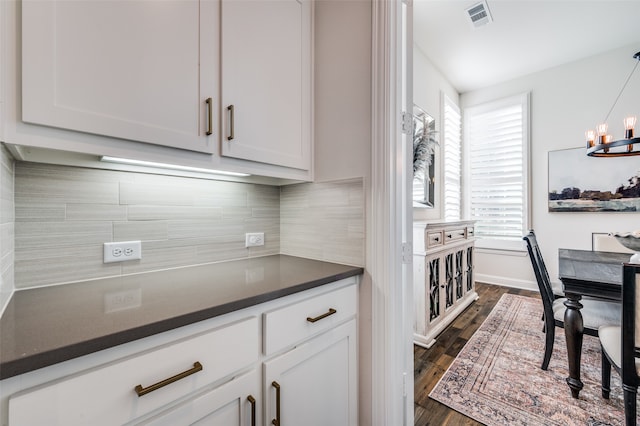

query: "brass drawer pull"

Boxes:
[307, 308, 337, 323]
[227, 104, 235, 141]
[134, 361, 203, 397]
[247, 395, 257, 426]
[271, 381, 281, 426]
[205, 98, 213, 136]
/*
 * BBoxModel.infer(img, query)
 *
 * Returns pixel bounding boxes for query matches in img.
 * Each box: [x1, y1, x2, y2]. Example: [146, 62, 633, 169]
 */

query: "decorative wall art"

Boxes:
[413, 105, 437, 208]
[548, 147, 640, 212]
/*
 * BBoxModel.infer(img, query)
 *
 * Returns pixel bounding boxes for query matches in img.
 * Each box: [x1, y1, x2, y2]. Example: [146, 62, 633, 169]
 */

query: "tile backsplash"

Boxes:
[281, 180, 364, 266]
[14, 162, 280, 288]
[11, 161, 365, 289]
[1, 145, 15, 308]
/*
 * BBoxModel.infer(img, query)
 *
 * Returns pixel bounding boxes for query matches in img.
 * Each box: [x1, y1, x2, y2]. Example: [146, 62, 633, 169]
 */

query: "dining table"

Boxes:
[558, 248, 631, 399]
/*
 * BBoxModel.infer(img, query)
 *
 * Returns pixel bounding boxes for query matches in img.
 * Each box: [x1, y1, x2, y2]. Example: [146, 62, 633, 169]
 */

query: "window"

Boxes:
[442, 95, 462, 221]
[464, 93, 530, 250]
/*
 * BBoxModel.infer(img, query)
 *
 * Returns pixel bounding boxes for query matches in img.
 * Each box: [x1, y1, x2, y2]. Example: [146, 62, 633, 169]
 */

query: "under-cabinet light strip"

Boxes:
[100, 156, 251, 177]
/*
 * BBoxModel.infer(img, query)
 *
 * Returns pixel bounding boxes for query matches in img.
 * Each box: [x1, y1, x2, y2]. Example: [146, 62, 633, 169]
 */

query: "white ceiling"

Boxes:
[413, 0, 640, 93]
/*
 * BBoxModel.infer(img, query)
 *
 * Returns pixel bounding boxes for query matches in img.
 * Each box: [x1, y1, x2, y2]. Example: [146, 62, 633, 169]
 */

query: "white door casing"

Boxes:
[370, 0, 414, 425]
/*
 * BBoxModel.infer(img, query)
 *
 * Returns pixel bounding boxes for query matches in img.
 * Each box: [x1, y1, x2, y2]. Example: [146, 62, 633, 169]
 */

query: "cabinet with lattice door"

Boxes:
[413, 221, 478, 348]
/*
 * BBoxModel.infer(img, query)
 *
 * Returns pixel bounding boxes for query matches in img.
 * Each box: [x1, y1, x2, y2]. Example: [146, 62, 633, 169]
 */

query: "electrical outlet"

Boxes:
[245, 232, 265, 247]
[104, 241, 142, 263]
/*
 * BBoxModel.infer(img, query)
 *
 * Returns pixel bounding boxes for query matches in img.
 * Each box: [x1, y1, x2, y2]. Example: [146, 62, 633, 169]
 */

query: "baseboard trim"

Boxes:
[475, 273, 537, 292]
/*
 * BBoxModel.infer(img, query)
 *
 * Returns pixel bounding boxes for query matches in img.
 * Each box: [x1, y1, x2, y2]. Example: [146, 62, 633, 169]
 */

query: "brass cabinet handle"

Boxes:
[271, 381, 281, 426]
[247, 395, 256, 426]
[306, 308, 337, 323]
[227, 105, 235, 141]
[134, 361, 203, 397]
[205, 98, 213, 136]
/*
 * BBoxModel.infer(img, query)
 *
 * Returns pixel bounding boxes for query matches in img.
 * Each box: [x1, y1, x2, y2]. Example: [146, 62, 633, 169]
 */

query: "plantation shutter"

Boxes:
[465, 93, 529, 242]
[443, 95, 461, 221]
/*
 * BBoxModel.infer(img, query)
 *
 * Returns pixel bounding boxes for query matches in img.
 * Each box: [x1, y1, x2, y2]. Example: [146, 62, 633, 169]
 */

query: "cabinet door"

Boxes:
[22, 0, 215, 153]
[454, 248, 465, 301]
[138, 369, 260, 426]
[465, 245, 475, 292]
[220, 0, 311, 170]
[442, 250, 455, 311]
[427, 255, 442, 324]
[263, 320, 357, 426]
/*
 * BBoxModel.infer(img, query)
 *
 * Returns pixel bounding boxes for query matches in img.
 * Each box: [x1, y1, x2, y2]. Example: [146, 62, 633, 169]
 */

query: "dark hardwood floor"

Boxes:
[413, 282, 539, 426]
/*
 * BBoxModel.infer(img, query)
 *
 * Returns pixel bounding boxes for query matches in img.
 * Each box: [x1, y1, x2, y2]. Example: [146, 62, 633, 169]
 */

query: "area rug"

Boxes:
[429, 293, 633, 426]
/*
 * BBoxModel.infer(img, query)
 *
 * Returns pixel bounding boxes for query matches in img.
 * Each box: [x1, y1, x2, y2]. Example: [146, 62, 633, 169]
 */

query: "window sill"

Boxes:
[475, 238, 528, 256]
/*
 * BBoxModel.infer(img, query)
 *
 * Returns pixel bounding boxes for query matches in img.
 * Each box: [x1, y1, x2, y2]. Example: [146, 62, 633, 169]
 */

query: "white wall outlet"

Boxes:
[104, 241, 142, 263]
[245, 232, 265, 247]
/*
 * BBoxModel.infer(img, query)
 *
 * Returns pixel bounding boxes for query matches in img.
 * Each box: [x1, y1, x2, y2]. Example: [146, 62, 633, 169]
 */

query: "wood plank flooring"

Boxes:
[413, 282, 539, 425]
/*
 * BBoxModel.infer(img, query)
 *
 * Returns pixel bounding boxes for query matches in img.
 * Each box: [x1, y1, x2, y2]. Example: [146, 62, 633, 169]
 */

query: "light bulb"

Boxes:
[603, 134, 613, 153]
[596, 123, 608, 135]
[597, 123, 608, 144]
[585, 130, 595, 147]
[624, 116, 636, 139]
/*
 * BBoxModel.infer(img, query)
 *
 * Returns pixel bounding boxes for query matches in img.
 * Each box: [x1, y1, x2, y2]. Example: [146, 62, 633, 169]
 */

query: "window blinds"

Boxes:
[465, 94, 529, 242]
[443, 96, 461, 221]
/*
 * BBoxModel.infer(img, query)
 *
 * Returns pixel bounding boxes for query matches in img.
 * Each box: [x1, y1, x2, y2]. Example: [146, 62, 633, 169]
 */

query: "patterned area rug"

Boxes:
[429, 293, 633, 426]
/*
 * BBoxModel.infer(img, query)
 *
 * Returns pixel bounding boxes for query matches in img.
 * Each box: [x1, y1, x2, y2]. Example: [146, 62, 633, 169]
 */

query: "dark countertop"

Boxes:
[0, 255, 363, 380]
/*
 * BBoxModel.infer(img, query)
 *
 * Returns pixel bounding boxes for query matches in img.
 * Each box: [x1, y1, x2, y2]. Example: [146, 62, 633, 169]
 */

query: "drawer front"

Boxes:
[9, 317, 259, 426]
[263, 281, 357, 356]
[444, 228, 467, 244]
[426, 231, 444, 249]
[467, 226, 474, 238]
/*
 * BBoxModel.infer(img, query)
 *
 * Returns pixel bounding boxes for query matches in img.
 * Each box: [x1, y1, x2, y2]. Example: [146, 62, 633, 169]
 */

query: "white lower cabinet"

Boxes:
[4, 278, 358, 426]
[263, 320, 357, 426]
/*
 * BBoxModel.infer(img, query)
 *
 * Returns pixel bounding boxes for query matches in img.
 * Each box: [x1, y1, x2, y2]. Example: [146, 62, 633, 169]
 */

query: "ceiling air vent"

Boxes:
[466, 0, 493, 28]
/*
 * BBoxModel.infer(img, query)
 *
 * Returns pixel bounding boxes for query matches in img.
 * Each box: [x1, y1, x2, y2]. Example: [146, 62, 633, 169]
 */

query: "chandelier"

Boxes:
[585, 51, 639, 157]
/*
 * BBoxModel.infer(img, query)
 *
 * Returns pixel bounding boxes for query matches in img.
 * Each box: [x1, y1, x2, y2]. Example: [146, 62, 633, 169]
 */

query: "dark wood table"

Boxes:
[558, 248, 630, 398]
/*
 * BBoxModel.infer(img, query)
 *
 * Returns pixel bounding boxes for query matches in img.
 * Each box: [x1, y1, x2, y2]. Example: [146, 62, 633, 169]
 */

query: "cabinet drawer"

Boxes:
[444, 228, 467, 244]
[8, 317, 259, 426]
[263, 282, 357, 355]
[426, 231, 444, 249]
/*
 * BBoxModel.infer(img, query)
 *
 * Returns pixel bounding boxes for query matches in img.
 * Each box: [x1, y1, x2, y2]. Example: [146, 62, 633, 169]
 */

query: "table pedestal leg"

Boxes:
[564, 293, 584, 399]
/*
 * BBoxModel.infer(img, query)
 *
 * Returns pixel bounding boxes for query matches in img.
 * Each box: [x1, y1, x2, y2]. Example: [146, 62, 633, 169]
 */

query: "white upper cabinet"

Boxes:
[21, 0, 216, 154]
[8, 0, 313, 179]
[220, 0, 311, 170]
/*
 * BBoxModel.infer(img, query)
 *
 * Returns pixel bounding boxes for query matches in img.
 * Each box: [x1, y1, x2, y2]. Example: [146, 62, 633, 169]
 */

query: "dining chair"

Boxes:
[599, 264, 640, 426]
[523, 230, 621, 370]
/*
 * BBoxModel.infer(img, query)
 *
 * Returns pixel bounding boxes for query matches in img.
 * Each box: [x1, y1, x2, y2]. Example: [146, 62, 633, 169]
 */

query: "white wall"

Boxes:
[413, 46, 459, 221]
[314, 0, 371, 183]
[461, 44, 640, 290]
[313, 1, 373, 424]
